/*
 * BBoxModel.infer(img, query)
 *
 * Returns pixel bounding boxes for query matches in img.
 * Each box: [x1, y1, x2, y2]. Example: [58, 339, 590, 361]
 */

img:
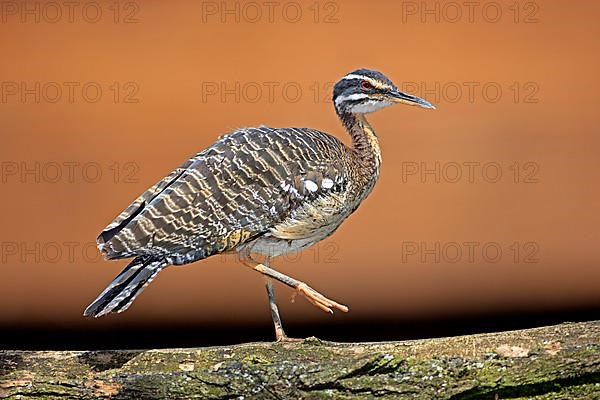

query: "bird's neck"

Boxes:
[338, 111, 382, 191]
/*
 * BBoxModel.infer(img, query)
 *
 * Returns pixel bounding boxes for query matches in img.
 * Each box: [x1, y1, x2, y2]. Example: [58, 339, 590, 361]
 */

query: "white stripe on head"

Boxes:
[341, 73, 392, 90]
[334, 92, 369, 107]
[341, 73, 371, 81]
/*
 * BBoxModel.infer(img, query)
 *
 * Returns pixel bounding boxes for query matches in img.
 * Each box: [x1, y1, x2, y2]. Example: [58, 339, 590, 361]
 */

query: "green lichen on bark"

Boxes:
[1, 321, 599, 399]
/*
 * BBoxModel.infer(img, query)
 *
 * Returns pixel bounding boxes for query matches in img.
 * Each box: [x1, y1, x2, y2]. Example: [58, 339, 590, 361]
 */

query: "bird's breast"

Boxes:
[242, 192, 353, 258]
[272, 192, 350, 238]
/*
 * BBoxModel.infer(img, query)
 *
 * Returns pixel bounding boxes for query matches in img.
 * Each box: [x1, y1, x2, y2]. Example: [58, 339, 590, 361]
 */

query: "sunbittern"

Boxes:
[84, 69, 435, 341]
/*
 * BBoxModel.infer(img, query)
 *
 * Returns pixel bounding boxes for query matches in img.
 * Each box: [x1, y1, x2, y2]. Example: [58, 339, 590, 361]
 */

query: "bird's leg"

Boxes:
[240, 256, 349, 314]
[264, 277, 289, 342]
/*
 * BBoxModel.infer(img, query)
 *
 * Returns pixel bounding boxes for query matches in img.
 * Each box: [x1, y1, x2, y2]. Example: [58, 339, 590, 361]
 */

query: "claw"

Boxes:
[295, 283, 349, 314]
[276, 335, 304, 343]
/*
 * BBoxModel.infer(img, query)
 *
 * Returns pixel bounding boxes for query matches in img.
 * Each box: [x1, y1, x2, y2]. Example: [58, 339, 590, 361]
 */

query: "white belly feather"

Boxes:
[245, 192, 352, 258]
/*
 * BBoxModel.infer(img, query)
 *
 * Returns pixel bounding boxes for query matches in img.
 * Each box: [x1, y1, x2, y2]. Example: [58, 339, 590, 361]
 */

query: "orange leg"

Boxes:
[240, 257, 349, 315]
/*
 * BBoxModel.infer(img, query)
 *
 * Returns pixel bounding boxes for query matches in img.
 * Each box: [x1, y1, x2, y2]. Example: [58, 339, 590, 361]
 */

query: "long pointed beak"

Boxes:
[390, 90, 436, 109]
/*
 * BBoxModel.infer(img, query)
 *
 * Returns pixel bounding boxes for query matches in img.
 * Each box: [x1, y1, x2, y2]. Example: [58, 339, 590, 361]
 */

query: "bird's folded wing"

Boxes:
[96, 127, 349, 263]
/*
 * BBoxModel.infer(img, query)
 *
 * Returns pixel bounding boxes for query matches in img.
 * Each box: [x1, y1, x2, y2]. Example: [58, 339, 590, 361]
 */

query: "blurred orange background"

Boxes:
[0, 0, 599, 346]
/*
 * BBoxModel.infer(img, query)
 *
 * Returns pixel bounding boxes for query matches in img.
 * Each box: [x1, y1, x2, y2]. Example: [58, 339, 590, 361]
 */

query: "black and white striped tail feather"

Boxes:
[83, 256, 167, 318]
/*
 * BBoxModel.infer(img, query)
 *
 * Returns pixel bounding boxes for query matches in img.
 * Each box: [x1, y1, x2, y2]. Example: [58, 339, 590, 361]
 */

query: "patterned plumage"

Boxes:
[84, 69, 435, 340]
[98, 127, 351, 263]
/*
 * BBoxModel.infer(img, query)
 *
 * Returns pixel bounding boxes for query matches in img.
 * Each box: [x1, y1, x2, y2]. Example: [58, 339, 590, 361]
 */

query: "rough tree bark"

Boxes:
[1, 321, 598, 399]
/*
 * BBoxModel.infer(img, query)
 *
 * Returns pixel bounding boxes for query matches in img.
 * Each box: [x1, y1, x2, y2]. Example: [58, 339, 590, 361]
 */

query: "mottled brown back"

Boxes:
[97, 127, 351, 265]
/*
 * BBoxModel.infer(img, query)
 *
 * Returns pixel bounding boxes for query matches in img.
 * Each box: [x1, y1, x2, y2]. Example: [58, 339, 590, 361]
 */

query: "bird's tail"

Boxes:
[84, 256, 167, 318]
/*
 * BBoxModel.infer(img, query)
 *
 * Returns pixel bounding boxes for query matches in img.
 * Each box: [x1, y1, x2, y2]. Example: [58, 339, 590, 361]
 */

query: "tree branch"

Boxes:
[1, 321, 598, 399]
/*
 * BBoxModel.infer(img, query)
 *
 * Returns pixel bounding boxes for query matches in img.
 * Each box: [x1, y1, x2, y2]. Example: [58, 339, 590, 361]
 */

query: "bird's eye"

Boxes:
[360, 81, 374, 90]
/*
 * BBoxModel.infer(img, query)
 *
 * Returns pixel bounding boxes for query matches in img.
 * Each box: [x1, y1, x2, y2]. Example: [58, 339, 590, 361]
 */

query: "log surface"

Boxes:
[1, 321, 599, 399]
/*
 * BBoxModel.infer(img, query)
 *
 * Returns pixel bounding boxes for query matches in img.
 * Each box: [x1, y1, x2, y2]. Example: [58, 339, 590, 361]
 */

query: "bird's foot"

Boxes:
[292, 282, 349, 314]
[275, 335, 304, 343]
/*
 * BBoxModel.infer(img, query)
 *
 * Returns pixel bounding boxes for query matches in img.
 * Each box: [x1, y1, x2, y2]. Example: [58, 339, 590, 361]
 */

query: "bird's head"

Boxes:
[333, 69, 435, 115]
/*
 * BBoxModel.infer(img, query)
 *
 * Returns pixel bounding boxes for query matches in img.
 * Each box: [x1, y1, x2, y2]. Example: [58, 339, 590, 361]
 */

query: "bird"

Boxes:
[84, 69, 435, 341]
